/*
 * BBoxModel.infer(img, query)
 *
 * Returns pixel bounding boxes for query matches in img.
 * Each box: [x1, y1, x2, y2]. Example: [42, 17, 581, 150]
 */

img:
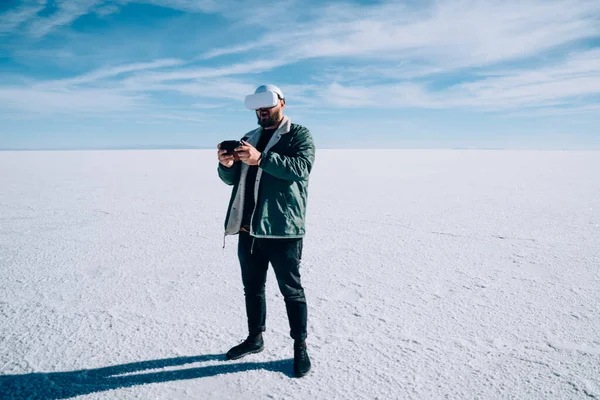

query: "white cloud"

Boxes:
[506, 104, 600, 117]
[27, 0, 101, 37]
[445, 49, 600, 110]
[38, 59, 185, 88]
[322, 81, 434, 108]
[141, 0, 300, 24]
[141, 111, 208, 123]
[133, 0, 223, 13]
[128, 78, 258, 103]
[1, 0, 599, 119]
[3, 0, 220, 38]
[2, 0, 248, 39]
[318, 49, 600, 114]
[204, 0, 600, 71]
[0, 0, 46, 34]
[0, 87, 144, 114]
[94, 4, 121, 17]
[123, 58, 288, 86]
[199, 41, 274, 60]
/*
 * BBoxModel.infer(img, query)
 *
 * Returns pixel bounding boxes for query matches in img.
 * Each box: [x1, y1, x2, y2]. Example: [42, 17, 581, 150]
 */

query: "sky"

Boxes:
[1, 0, 599, 150]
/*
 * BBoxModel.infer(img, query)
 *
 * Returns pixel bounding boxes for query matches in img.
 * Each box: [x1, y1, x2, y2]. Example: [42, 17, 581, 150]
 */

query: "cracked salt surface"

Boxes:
[1, 149, 599, 399]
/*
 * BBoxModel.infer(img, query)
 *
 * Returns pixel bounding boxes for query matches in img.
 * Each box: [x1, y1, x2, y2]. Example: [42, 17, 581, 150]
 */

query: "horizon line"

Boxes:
[0, 146, 595, 152]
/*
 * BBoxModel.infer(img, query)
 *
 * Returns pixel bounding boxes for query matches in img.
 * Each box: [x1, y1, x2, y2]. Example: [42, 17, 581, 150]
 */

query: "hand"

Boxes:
[235, 140, 262, 166]
[217, 143, 235, 168]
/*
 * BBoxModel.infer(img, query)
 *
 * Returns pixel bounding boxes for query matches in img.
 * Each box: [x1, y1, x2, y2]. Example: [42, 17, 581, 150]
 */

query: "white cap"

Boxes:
[254, 84, 284, 100]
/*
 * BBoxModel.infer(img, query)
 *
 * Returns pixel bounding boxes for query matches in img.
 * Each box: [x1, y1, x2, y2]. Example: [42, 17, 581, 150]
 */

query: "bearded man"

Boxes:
[217, 84, 316, 378]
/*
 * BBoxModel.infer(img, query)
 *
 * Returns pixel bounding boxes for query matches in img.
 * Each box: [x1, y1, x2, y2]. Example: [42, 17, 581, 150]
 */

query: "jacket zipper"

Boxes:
[228, 119, 287, 250]
[249, 132, 282, 241]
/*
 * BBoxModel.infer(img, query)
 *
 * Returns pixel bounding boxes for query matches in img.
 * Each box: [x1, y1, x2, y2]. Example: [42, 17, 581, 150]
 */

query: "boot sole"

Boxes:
[225, 345, 264, 360]
[294, 365, 311, 378]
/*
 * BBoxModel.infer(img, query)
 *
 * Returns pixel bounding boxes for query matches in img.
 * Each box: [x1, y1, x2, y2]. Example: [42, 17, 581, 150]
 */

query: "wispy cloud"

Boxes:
[1, 0, 600, 121]
[3, 0, 227, 38]
[204, 0, 600, 70]
[0, 87, 144, 114]
[94, 4, 121, 17]
[127, 78, 259, 104]
[39, 59, 185, 88]
[199, 41, 274, 60]
[0, 58, 191, 115]
[141, 58, 287, 82]
[0, 0, 46, 34]
[4, 0, 297, 38]
[26, 0, 101, 37]
[506, 104, 600, 117]
[139, 0, 225, 13]
[446, 49, 600, 110]
[319, 48, 600, 113]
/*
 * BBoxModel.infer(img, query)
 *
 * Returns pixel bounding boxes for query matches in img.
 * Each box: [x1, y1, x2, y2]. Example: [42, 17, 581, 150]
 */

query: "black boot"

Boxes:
[226, 334, 264, 360]
[293, 340, 311, 377]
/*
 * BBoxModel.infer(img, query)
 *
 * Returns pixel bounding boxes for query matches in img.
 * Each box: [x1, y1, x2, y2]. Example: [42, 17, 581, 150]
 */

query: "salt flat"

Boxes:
[0, 149, 599, 399]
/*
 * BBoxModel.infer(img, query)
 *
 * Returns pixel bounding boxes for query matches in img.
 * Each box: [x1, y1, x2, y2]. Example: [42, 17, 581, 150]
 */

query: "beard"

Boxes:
[256, 108, 282, 128]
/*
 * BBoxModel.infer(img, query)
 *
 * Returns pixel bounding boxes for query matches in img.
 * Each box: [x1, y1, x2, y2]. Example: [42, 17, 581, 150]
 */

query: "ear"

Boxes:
[280, 99, 285, 109]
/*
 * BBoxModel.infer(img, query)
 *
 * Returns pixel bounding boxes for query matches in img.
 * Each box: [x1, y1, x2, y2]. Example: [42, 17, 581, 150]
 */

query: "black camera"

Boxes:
[220, 140, 242, 154]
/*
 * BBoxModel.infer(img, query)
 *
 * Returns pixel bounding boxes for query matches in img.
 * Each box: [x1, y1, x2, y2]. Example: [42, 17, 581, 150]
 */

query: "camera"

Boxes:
[220, 140, 242, 155]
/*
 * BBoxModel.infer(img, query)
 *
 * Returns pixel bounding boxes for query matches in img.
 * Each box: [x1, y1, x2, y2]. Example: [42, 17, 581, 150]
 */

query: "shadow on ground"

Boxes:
[0, 353, 294, 399]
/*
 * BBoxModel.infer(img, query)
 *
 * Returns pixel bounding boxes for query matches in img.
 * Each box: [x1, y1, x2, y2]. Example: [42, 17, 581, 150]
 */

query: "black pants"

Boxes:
[237, 232, 307, 341]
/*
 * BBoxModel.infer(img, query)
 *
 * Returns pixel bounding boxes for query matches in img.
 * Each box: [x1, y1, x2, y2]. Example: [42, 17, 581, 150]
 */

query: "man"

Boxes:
[216, 84, 316, 378]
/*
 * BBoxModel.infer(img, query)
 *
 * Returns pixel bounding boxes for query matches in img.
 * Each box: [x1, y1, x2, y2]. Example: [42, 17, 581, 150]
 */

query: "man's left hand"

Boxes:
[235, 140, 262, 166]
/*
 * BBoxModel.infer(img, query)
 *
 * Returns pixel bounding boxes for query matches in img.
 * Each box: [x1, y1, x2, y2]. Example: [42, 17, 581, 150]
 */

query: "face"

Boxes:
[256, 97, 284, 128]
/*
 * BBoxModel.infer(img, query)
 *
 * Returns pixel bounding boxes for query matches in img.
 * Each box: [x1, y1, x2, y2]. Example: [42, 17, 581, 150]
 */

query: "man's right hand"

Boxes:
[217, 143, 235, 168]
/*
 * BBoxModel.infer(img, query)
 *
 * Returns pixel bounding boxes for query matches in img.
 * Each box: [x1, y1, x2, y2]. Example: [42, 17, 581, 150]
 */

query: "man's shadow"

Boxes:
[0, 353, 295, 400]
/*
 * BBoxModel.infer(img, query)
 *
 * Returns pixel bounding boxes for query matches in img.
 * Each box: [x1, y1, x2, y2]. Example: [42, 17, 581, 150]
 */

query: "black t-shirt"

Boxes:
[241, 128, 276, 227]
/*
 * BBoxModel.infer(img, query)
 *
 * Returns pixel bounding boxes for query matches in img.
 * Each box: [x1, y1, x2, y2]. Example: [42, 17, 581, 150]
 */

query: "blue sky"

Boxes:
[1, 0, 599, 150]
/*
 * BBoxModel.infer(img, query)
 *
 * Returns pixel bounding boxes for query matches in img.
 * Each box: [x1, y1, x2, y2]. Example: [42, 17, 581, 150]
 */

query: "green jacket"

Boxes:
[218, 116, 316, 239]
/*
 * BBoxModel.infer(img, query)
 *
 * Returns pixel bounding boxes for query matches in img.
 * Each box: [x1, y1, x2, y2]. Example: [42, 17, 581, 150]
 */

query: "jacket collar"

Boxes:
[245, 115, 290, 146]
